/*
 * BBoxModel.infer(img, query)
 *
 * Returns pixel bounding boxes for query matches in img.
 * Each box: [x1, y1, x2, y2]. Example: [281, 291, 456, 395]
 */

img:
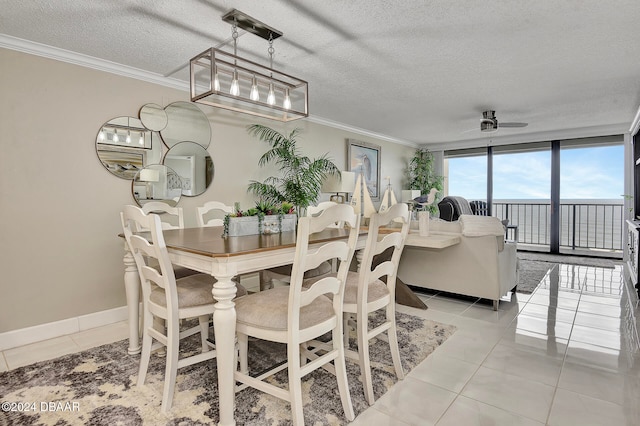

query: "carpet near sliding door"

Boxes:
[0, 312, 455, 425]
[515, 252, 621, 294]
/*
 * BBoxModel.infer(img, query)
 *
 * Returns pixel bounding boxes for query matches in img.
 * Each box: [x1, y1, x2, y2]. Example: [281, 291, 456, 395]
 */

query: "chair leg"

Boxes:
[287, 343, 305, 426]
[238, 333, 249, 375]
[493, 300, 499, 311]
[386, 305, 404, 380]
[137, 310, 154, 387]
[357, 310, 375, 405]
[198, 315, 210, 353]
[259, 270, 275, 291]
[334, 325, 355, 421]
[161, 320, 180, 413]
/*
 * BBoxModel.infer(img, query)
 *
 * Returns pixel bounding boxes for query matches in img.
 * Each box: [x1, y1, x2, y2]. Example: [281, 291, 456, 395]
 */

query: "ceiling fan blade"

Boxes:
[498, 122, 528, 128]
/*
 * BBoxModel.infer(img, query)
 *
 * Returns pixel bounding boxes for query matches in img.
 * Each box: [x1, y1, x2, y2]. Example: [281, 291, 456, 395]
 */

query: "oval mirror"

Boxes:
[160, 102, 211, 149]
[139, 103, 168, 131]
[96, 116, 161, 180]
[132, 164, 182, 207]
[163, 141, 214, 197]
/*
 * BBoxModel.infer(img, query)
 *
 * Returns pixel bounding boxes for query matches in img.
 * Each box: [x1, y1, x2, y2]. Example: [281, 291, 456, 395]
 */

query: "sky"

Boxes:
[447, 144, 624, 200]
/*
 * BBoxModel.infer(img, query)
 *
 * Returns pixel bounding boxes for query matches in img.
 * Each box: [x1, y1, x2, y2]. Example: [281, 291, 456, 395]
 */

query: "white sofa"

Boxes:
[397, 215, 518, 310]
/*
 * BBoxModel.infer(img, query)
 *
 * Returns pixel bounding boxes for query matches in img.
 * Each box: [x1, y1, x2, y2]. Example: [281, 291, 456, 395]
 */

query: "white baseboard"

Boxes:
[0, 306, 128, 351]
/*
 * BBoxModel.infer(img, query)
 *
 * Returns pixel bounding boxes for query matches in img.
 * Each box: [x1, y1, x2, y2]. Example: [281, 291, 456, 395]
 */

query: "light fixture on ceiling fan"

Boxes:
[189, 9, 308, 122]
[480, 110, 528, 132]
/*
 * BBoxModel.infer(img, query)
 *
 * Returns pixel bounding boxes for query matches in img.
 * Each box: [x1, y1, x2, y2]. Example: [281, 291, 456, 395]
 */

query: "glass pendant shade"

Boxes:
[283, 89, 291, 110]
[250, 76, 260, 101]
[126, 131, 131, 144]
[267, 82, 276, 105]
[213, 67, 221, 92]
[113, 130, 119, 143]
[229, 71, 240, 96]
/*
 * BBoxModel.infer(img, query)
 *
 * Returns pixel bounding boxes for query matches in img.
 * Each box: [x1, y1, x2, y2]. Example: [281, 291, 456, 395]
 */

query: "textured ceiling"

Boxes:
[2, 0, 640, 146]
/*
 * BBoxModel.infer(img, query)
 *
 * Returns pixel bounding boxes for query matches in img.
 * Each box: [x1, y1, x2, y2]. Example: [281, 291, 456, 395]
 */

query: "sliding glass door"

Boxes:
[493, 143, 551, 250]
[444, 136, 624, 256]
[559, 138, 624, 254]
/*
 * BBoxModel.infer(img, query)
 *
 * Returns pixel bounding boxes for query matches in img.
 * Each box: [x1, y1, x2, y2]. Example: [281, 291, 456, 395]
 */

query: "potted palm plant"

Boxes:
[246, 124, 340, 217]
[407, 148, 444, 215]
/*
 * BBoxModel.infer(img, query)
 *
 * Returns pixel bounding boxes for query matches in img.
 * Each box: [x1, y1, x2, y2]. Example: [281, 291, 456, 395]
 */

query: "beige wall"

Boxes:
[0, 48, 416, 333]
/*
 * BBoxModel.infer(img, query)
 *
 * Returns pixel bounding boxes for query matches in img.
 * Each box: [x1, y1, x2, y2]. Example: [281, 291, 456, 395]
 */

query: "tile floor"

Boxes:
[2, 262, 639, 425]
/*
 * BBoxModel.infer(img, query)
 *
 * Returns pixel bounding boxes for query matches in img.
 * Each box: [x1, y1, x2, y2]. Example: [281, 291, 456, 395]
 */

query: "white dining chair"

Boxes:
[303, 202, 410, 405]
[196, 201, 233, 227]
[233, 204, 360, 425]
[260, 201, 339, 290]
[121, 205, 247, 412]
[344, 202, 410, 404]
[134, 202, 198, 279]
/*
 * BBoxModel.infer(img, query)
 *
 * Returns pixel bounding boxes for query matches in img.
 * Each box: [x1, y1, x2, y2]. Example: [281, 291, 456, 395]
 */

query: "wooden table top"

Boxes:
[160, 226, 360, 258]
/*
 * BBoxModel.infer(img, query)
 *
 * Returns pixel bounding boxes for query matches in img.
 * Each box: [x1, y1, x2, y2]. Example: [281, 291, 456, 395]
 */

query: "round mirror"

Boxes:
[132, 164, 182, 207]
[96, 116, 161, 180]
[160, 102, 211, 149]
[139, 103, 168, 131]
[163, 141, 214, 197]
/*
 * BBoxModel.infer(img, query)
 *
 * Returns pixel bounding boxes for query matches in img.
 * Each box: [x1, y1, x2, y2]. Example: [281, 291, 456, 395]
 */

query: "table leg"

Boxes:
[123, 243, 141, 355]
[212, 272, 238, 426]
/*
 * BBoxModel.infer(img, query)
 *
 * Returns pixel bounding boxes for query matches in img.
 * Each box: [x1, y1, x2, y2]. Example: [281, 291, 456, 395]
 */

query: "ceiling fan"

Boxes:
[480, 110, 528, 132]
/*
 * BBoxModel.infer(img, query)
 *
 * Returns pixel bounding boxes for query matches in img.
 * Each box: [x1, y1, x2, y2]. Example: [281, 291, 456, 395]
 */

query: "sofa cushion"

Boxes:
[429, 218, 462, 234]
[459, 215, 505, 237]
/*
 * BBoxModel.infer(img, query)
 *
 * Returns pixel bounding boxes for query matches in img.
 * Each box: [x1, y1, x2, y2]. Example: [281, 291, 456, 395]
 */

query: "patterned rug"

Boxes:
[0, 312, 455, 425]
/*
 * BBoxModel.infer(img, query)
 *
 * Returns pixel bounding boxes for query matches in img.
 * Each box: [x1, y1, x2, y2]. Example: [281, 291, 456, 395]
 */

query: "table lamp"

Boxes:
[321, 171, 356, 203]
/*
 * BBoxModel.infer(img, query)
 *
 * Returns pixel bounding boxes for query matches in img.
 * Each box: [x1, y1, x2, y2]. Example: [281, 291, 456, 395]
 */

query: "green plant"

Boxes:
[247, 124, 339, 216]
[408, 148, 444, 214]
[222, 201, 296, 237]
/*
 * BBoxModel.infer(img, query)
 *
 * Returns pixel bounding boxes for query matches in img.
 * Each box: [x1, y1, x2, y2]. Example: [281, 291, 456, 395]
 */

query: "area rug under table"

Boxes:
[0, 312, 455, 425]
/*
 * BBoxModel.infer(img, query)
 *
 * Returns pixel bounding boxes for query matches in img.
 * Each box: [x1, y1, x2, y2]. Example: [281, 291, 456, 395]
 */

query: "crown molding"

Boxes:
[306, 115, 418, 147]
[0, 34, 190, 91]
[1, 34, 419, 148]
[423, 123, 630, 151]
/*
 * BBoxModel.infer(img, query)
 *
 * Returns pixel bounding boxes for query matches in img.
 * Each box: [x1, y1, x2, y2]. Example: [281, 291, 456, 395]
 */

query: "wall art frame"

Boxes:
[347, 139, 381, 201]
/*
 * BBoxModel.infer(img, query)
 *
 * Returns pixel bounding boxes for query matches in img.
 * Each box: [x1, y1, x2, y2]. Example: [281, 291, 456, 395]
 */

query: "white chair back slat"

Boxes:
[197, 201, 233, 227]
[300, 276, 340, 307]
[138, 201, 184, 230]
[302, 241, 349, 272]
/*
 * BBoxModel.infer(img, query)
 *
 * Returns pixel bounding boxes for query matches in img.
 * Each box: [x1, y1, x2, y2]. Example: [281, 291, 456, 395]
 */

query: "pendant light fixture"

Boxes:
[190, 9, 308, 121]
[250, 75, 260, 101]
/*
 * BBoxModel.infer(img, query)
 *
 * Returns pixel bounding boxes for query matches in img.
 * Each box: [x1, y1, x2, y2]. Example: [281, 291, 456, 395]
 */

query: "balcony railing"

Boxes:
[492, 201, 625, 253]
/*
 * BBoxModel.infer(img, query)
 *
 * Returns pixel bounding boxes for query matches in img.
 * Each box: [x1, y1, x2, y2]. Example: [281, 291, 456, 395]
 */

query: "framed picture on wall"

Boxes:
[347, 139, 381, 201]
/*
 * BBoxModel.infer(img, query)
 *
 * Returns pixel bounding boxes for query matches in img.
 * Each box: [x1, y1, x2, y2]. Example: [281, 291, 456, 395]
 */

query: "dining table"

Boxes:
[121, 224, 458, 425]
[122, 225, 366, 426]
